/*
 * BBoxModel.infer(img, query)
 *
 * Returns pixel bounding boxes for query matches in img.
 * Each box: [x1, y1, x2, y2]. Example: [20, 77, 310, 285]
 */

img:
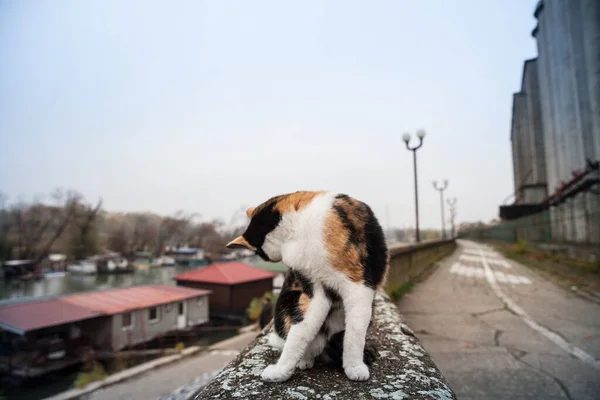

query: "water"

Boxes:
[0, 256, 283, 302]
[0, 257, 268, 302]
[0, 265, 197, 301]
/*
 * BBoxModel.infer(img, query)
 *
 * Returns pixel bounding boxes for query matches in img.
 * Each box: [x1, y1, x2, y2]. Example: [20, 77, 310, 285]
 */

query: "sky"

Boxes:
[0, 0, 539, 230]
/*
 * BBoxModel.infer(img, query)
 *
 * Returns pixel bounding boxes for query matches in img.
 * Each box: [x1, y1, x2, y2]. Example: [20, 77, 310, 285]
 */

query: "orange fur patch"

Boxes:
[323, 199, 365, 283]
[284, 315, 292, 332]
[273, 191, 327, 214]
[298, 293, 311, 314]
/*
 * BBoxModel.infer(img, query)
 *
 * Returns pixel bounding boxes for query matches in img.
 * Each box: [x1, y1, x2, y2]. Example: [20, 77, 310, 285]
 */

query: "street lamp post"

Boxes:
[433, 180, 449, 239]
[403, 129, 426, 243]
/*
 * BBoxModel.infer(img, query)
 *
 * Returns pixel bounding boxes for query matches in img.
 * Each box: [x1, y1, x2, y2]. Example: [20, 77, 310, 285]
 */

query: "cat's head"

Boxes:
[225, 191, 326, 262]
[226, 197, 284, 262]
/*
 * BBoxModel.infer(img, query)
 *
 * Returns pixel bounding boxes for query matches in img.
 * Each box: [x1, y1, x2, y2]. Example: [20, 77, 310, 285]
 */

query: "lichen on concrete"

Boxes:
[193, 292, 457, 399]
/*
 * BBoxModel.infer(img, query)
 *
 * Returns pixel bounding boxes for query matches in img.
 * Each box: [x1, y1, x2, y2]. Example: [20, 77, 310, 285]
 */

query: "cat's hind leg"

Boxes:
[341, 284, 374, 381]
[261, 285, 331, 382]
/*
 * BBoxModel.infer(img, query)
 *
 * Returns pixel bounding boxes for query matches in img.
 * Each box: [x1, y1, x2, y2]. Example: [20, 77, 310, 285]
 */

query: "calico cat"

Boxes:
[267, 268, 377, 370]
[226, 191, 388, 382]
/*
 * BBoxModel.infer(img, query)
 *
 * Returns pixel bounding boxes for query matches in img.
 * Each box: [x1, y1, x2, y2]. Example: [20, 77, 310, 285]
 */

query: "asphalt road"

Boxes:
[399, 239, 600, 400]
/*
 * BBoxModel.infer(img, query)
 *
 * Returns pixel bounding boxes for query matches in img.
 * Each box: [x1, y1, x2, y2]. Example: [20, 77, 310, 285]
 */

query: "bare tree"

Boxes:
[6, 190, 81, 263]
[156, 211, 197, 254]
[69, 198, 103, 259]
[188, 220, 229, 254]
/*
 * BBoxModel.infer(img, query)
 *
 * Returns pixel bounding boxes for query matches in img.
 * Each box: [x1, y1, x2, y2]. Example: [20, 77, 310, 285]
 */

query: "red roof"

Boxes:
[62, 285, 211, 314]
[174, 262, 276, 285]
[0, 285, 211, 335]
[0, 299, 103, 334]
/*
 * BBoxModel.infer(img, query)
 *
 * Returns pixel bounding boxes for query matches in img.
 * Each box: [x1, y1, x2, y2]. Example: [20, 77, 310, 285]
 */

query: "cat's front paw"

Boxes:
[261, 364, 294, 382]
[297, 358, 314, 370]
[344, 363, 370, 381]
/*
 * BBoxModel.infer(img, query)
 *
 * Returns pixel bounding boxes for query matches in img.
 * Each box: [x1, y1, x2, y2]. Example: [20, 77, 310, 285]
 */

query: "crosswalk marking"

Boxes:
[459, 254, 511, 268]
[449, 263, 530, 285]
[463, 248, 500, 258]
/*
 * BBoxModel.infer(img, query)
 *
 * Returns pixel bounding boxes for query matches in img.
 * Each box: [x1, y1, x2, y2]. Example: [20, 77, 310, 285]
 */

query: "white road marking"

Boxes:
[449, 262, 528, 284]
[463, 248, 500, 258]
[478, 248, 600, 371]
[461, 253, 511, 269]
[487, 259, 512, 269]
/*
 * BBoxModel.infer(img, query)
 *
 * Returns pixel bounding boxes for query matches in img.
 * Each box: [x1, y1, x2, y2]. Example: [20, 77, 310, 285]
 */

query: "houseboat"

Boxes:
[1, 260, 42, 281]
[174, 262, 274, 322]
[167, 247, 209, 267]
[41, 254, 68, 277]
[132, 251, 159, 270]
[0, 285, 211, 379]
[95, 253, 133, 274]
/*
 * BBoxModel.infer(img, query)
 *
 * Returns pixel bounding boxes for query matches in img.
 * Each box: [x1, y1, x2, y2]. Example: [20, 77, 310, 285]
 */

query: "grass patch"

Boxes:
[72, 361, 108, 389]
[386, 281, 414, 302]
[491, 241, 600, 299]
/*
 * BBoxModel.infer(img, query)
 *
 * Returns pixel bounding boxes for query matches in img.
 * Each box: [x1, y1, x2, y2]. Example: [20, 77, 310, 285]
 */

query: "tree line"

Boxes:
[0, 190, 244, 263]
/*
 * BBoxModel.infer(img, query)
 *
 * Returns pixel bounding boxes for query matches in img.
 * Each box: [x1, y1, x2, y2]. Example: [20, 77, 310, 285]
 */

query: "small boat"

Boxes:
[67, 261, 97, 275]
[156, 256, 176, 267]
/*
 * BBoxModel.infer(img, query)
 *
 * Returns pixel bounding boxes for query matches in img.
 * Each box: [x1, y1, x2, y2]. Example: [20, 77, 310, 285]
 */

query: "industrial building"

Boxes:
[511, 58, 547, 205]
[507, 0, 600, 245]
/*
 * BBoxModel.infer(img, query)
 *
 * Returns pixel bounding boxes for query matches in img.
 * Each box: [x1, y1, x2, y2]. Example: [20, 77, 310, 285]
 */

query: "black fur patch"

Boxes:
[295, 270, 313, 297]
[242, 199, 282, 256]
[321, 331, 377, 367]
[361, 204, 388, 288]
[255, 247, 271, 262]
[273, 269, 314, 339]
[334, 193, 351, 202]
[324, 285, 341, 303]
[333, 204, 361, 248]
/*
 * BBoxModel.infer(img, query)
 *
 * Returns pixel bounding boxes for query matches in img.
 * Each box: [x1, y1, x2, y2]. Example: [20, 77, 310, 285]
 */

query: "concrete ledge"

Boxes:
[385, 239, 456, 296]
[193, 292, 457, 400]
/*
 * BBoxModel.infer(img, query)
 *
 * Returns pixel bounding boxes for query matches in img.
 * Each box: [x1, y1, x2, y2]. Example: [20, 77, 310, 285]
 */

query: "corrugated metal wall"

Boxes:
[511, 59, 548, 204]
[533, 0, 600, 242]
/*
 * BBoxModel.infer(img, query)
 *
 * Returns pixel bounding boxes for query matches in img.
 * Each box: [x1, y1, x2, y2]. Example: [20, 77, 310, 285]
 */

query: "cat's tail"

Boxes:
[319, 331, 377, 367]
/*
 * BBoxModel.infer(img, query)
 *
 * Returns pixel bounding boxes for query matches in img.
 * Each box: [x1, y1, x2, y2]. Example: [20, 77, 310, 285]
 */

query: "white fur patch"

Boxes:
[267, 332, 285, 350]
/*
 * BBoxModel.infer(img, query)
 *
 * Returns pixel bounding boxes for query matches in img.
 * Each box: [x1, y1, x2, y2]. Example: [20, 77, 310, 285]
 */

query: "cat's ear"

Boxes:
[246, 207, 256, 219]
[226, 236, 257, 250]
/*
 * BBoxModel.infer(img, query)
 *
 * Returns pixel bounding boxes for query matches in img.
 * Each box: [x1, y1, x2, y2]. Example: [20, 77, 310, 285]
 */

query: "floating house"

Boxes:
[0, 285, 210, 378]
[166, 247, 208, 267]
[174, 262, 275, 320]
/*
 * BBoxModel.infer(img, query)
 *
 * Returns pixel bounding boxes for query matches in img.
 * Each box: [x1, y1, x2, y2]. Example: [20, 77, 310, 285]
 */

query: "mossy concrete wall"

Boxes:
[191, 292, 456, 400]
[385, 239, 456, 296]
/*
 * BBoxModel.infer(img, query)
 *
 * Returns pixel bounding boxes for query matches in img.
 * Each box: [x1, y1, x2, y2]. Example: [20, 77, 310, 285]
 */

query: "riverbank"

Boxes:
[0, 256, 274, 302]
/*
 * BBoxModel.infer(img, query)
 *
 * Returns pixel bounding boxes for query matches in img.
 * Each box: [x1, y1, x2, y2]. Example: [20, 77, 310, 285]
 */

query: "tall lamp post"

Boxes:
[403, 129, 426, 243]
[447, 197, 457, 238]
[433, 180, 449, 238]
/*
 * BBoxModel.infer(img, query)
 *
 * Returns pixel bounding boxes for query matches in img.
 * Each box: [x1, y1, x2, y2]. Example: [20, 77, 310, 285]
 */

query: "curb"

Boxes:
[42, 346, 204, 400]
[42, 330, 259, 400]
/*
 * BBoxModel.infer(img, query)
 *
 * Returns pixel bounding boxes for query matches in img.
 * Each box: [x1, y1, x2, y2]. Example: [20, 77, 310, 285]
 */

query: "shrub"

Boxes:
[512, 238, 530, 255]
[246, 291, 278, 322]
[73, 361, 107, 389]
